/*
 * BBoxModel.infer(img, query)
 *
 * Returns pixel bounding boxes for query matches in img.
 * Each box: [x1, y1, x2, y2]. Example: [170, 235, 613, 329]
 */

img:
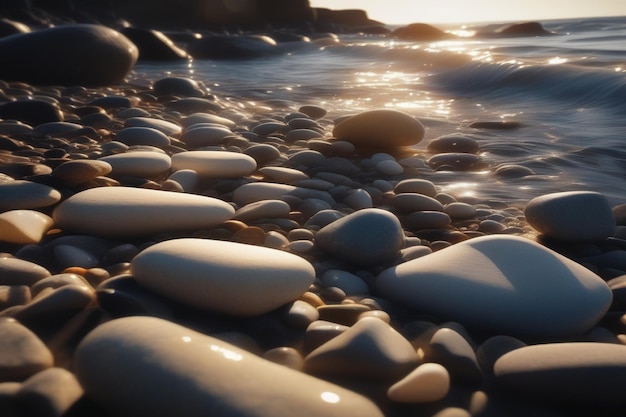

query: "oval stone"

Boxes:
[115, 127, 171, 148]
[131, 238, 315, 316]
[524, 191, 615, 242]
[494, 342, 626, 407]
[376, 235, 612, 339]
[74, 316, 384, 417]
[171, 151, 256, 178]
[333, 109, 425, 148]
[0, 210, 54, 244]
[53, 187, 234, 238]
[99, 152, 171, 179]
[0, 181, 61, 211]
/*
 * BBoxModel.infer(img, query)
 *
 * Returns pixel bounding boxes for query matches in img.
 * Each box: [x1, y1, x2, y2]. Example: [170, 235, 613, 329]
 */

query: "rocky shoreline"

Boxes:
[0, 6, 626, 417]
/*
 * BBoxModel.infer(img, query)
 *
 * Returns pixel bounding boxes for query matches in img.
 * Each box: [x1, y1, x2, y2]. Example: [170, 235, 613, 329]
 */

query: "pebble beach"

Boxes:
[1, 7, 626, 417]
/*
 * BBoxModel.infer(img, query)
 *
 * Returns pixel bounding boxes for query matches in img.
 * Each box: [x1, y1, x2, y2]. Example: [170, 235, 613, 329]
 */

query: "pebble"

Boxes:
[0, 181, 61, 211]
[131, 238, 315, 316]
[304, 317, 418, 380]
[494, 342, 626, 407]
[233, 200, 291, 222]
[332, 109, 425, 148]
[444, 202, 477, 219]
[124, 117, 182, 136]
[259, 166, 310, 183]
[99, 151, 171, 179]
[0, 210, 54, 244]
[376, 234, 612, 339]
[153, 77, 202, 97]
[0, 257, 50, 286]
[51, 160, 112, 184]
[315, 208, 405, 266]
[181, 125, 233, 148]
[74, 316, 384, 417]
[524, 191, 616, 242]
[387, 363, 450, 403]
[391, 193, 445, 213]
[403, 211, 452, 230]
[394, 179, 438, 197]
[427, 134, 480, 154]
[424, 328, 482, 385]
[115, 127, 171, 148]
[0, 318, 54, 382]
[53, 187, 235, 237]
[171, 151, 257, 178]
[320, 269, 370, 296]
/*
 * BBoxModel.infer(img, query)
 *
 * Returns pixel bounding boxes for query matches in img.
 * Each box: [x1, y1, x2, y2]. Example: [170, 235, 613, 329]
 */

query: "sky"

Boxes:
[309, 0, 626, 25]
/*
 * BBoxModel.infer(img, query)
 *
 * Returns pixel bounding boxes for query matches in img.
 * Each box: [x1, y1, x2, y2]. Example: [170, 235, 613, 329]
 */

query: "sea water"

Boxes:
[132, 15, 626, 207]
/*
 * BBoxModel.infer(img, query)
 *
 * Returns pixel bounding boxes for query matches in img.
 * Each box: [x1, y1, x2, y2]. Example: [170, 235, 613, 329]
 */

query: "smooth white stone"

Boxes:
[99, 151, 171, 178]
[0, 210, 53, 244]
[53, 187, 234, 238]
[387, 363, 450, 403]
[392, 194, 444, 213]
[376, 235, 612, 339]
[171, 151, 256, 178]
[524, 191, 615, 242]
[75, 316, 383, 417]
[0, 181, 61, 211]
[124, 117, 182, 136]
[0, 258, 50, 286]
[131, 238, 315, 316]
[233, 200, 291, 222]
[264, 231, 289, 249]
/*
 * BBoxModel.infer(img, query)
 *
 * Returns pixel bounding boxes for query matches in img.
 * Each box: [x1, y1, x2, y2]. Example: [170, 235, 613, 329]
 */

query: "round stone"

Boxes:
[392, 193, 444, 213]
[427, 135, 480, 154]
[333, 109, 425, 148]
[376, 235, 612, 339]
[53, 187, 235, 238]
[131, 238, 315, 316]
[524, 191, 615, 242]
[153, 77, 202, 97]
[181, 126, 233, 149]
[394, 179, 437, 197]
[124, 117, 182, 136]
[74, 316, 384, 417]
[0, 257, 50, 286]
[315, 208, 405, 266]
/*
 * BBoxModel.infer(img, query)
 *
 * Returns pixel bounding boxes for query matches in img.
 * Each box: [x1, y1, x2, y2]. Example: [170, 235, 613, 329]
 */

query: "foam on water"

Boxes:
[132, 15, 626, 205]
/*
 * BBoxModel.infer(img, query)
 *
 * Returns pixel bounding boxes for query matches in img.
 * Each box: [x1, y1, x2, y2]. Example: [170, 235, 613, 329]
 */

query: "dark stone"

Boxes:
[120, 27, 188, 61]
[0, 24, 138, 86]
[164, 97, 221, 114]
[153, 77, 203, 97]
[392, 23, 451, 41]
[0, 100, 63, 126]
[187, 34, 279, 59]
[469, 121, 522, 130]
[478, 21, 555, 38]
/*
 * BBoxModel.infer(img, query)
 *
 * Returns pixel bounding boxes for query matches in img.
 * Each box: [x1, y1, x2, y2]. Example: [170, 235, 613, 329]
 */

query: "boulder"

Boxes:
[0, 24, 138, 86]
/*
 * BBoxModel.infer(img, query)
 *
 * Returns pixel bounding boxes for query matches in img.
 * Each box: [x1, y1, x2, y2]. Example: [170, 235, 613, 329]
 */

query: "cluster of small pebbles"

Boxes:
[2, 75, 626, 417]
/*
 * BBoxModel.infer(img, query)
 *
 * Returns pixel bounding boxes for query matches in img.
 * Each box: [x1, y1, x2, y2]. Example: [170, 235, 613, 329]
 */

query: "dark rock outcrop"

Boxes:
[478, 21, 555, 38]
[187, 34, 279, 59]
